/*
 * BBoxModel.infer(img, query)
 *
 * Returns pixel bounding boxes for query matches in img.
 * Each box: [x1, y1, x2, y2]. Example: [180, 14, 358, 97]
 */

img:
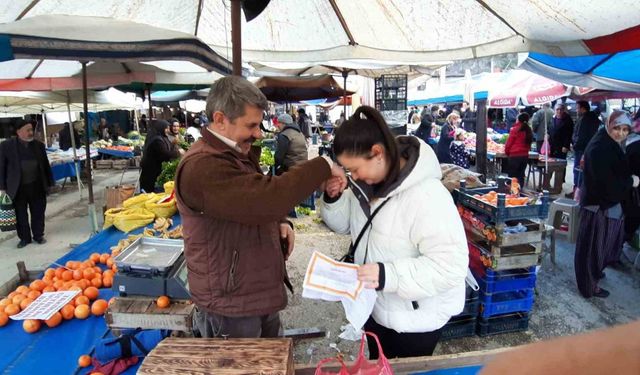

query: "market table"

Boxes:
[0, 215, 180, 375]
[51, 160, 81, 181]
[97, 148, 135, 159]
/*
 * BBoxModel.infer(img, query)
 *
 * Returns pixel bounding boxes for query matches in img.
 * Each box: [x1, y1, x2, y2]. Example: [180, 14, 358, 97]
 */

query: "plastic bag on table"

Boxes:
[145, 190, 177, 219]
[112, 207, 155, 233]
[314, 332, 394, 375]
[122, 193, 157, 209]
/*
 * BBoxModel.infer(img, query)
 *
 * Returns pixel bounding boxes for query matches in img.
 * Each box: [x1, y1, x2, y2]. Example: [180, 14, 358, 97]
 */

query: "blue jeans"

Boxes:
[573, 150, 583, 188]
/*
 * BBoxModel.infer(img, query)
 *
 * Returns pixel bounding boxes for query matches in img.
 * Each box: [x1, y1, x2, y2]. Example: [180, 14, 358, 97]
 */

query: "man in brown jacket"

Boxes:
[175, 76, 346, 338]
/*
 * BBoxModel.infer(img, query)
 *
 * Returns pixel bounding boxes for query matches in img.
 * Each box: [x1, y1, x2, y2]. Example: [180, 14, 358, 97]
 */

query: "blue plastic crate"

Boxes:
[472, 267, 537, 295]
[477, 312, 530, 337]
[300, 191, 317, 210]
[411, 365, 482, 375]
[479, 289, 534, 318]
[441, 316, 477, 341]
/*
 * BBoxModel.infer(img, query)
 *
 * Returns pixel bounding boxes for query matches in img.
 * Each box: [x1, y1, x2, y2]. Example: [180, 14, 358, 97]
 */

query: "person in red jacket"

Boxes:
[504, 112, 533, 186]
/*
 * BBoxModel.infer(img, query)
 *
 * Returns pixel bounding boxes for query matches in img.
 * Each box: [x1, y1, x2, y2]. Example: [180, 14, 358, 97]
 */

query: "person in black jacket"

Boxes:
[549, 104, 574, 159]
[0, 120, 54, 248]
[435, 112, 459, 164]
[139, 120, 181, 193]
[623, 121, 640, 242]
[568, 101, 601, 198]
[58, 122, 81, 151]
[460, 101, 476, 132]
[415, 112, 434, 147]
[575, 111, 637, 298]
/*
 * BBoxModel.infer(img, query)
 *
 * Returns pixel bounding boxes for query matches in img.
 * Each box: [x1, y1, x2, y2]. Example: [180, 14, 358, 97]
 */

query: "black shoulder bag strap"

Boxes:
[340, 198, 391, 263]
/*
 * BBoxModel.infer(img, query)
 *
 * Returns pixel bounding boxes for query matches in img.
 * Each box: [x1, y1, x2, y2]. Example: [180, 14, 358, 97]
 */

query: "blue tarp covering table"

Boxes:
[0, 215, 180, 375]
[97, 148, 134, 159]
[51, 161, 81, 181]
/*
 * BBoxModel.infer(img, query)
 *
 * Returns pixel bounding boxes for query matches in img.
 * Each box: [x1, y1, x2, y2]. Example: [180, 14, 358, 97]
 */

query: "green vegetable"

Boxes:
[295, 206, 313, 216]
[156, 159, 180, 187]
[178, 140, 190, 151]
[260, 147, 275, 167]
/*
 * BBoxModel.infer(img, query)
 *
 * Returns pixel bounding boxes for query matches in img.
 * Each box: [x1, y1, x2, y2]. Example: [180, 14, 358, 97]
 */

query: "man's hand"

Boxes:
[280, 223, 295, 260]
[562, 147, 569, 153]
[357, 263, 380, 289]
[325, 176, 345, 198]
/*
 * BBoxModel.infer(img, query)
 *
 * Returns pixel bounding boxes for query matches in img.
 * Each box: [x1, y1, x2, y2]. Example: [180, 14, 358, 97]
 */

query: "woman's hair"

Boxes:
[517, 112, 533, 144]
[151, 120, 170, 137]
[332, 106, 400, 184]
[446, 112, 460, 124]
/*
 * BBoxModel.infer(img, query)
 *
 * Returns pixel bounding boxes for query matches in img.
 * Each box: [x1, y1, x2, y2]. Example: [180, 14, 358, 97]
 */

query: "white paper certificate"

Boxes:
[303, 251, 364, 301]
[10, 290, 80, 321]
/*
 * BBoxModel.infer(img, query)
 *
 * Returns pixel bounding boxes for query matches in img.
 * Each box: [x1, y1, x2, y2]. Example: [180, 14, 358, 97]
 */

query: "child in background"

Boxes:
[450, 128, 470, 169]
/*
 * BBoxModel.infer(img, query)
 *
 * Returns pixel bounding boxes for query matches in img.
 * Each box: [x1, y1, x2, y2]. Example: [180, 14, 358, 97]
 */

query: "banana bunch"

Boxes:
[153, 217, 173, 231]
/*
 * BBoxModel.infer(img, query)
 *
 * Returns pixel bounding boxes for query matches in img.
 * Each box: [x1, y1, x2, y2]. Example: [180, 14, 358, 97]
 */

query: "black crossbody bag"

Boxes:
[339, 198, 390, 264]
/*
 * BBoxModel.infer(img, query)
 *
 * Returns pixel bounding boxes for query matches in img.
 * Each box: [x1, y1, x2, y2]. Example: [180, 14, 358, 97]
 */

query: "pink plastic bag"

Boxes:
[539, 139, 550, 156]
[315, 332, 394, 375]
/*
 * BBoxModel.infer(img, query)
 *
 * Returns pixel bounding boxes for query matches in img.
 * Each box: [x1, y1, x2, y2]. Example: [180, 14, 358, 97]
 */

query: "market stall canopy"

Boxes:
[487, 70, 593, 108]
[0, 14, 230, 74]
[3, 1, 640, 64]
[254, 75, 355, 102]
[0, 88, 141, 114]
[520, 49, 640, 92]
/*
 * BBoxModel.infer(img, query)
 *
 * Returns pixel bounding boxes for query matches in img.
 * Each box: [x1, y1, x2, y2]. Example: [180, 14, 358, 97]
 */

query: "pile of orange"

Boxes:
[473, 190, 530, 207]
[0, 251, 117, 333]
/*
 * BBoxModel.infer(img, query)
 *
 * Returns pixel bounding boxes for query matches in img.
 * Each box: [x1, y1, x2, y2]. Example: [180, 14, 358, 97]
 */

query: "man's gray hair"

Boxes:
[206, 76, 268, 121]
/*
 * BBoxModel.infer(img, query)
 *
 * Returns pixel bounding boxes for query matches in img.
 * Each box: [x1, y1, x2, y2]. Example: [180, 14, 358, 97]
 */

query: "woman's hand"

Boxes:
[357, 263, 380, 289]
[325, 176, 346, 198]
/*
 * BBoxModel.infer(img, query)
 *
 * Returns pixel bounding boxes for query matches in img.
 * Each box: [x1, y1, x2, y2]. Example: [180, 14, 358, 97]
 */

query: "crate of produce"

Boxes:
[477, 312, 530, 337]
[105, 296, 195, 332]
[441, 315, 477, 341]
[460, 206, 544, 247]
[456, 181, 549, 223]
[468, 240, 541, 271]
[95, 160, 113, 169]
[479, 289, 534, 318]
[471, 267, 537, 295]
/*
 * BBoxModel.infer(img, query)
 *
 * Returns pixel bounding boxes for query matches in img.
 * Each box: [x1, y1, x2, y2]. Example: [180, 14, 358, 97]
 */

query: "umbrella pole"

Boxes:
[66, 99, 82, 199]
[41, 110, 48, 147]
[231, 0, 242, 76]
[82, 62, 98, 233]
[147, 84, 153, 119]
[342, 70, 348, 117]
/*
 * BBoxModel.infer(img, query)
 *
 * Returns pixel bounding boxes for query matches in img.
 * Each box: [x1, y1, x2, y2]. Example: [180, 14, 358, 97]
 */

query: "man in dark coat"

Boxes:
[568, 100, 601, 198]
[0, 120, 54, 248]
[460, 101, 476, 132]
[274, 113, 308, 175]
[58, 122, 81, 151]
[549, 103, 574, 159]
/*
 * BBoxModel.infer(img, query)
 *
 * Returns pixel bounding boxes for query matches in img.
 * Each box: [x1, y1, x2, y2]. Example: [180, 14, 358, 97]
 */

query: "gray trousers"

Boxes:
[193, 308, 282, 338]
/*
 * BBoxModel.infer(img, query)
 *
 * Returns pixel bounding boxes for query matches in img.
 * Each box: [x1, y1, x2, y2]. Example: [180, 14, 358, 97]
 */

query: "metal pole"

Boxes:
[146, 84, 153, 119]
[40, 110, 48, 147]
[82, 62, 98, 233]
[231, 0, 242, 76]
[66, 97, 82, 199]
[342, 70, 348, 118]
[476, 100, 488, 182]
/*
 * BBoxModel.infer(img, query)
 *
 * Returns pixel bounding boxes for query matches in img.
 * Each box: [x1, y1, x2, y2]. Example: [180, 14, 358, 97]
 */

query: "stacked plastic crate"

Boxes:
[454, 178, 550, 337]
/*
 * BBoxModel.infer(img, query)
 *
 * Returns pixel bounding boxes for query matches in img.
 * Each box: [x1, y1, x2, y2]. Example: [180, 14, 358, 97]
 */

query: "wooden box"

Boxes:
[112, 159, 129, 170]
[95, 160, 113, 169]
[138, 337, 294, 375]
[105, 296, 195, 332]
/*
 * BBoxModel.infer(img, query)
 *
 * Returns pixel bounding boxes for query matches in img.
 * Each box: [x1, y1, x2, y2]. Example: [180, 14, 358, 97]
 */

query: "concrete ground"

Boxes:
[1, 152, 638, 365]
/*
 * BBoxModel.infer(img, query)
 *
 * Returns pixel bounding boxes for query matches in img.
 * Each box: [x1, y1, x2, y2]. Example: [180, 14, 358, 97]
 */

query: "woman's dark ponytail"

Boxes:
[333, 105, 400, 185]
[517, 112, 533, 144]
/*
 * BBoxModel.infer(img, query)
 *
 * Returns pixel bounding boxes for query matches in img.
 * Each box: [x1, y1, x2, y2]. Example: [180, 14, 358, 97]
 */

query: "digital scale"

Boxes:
[112, 237, 190, 299]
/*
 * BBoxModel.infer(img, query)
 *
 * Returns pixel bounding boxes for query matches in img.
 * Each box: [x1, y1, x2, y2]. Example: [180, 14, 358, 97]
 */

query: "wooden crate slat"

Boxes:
[106, 297, 194, 332]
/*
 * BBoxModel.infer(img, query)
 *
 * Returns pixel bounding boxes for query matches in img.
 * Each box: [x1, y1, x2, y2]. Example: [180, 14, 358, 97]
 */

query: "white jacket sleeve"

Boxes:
[318, 190, 352, 235]
[383, 189, 469, 301]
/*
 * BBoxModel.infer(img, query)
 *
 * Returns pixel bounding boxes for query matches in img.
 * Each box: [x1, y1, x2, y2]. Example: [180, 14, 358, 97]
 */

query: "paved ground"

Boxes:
[1, 156, 638, 366]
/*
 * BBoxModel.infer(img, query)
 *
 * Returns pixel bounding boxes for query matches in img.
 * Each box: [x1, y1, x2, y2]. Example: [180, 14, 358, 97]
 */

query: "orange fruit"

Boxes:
[4, 304, 20, 316]
[62, 270, 73, 281]
[75, 295, 90, 306]
[108, 297, 116, 306]
[29, 280, 46, 292]
[99, 253, 110, 264]
[12, 294, 26, 306]
[0, 311, 8, 327]
[91, 299, 108, 316]
[44, 268, 55, 278]
[7, 292, 18, 300]
[111, 265, 117, 273]
[0, 298, 11, 307]
[78, 354, 92, 368]
[19, 297, 34, 310]
[93, 266, 102, 274]
[74, 304, 90, 319]
[60, 304, 75, 320]
[53, 280, 64, 290]
[90, 253, 101, 263]
[90, 372, 105, 375]
[156, 296, 170, 308]
[69, 285, 83, 292]
[106, 258, 114, 268]
[82, 268, 96, 280]
[42, 286, 56, 293]
[84, 287, 99, 301]
[27, 290, 41, 300]
[72, 269, 83, 281]
[65, 260, 75, 269]
[55, 267, 65, 279]
[91, 278, 103, 288]
[102, 270, 114, 279]
[42, 276, 54, 285]
[102, 276, 113, 288]
[45, 312, 62, 328]
[23, 319, 41, 333]
[16, 286, 30, 295]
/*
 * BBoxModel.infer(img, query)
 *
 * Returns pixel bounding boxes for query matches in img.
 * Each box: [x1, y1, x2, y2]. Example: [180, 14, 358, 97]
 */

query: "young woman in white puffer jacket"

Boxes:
[320, 106, 468, 359]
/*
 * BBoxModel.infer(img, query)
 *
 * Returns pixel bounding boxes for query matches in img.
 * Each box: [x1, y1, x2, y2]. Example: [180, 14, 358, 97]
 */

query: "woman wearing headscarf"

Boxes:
[575, 110, 638, 298]
[139, 120, 181, 193]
